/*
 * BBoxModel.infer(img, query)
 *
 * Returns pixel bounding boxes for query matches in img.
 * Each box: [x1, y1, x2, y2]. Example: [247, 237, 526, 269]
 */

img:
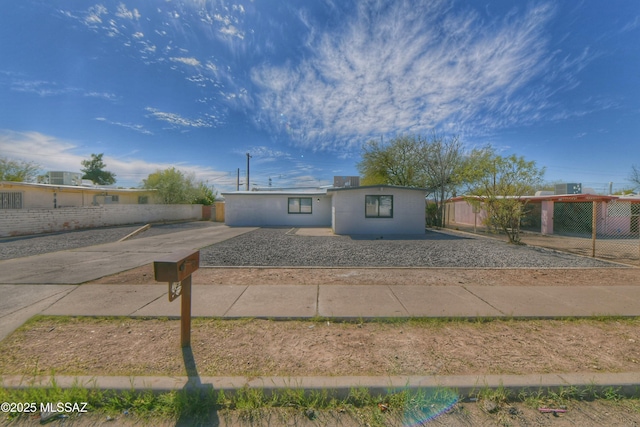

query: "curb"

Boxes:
[3, 373, 640, 399]
[118, 224, 151, 242]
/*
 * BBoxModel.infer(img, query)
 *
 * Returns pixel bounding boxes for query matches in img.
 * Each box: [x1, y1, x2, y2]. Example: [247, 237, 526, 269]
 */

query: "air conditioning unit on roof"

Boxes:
[554, 183, 582, 195]
[48, 171, 82, 186]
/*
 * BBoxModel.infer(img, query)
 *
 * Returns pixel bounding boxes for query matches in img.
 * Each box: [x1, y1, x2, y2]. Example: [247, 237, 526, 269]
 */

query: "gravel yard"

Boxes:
[199, 227, 618, 268]
[1, 223, 622, 268]
[0, 225, 144, 260]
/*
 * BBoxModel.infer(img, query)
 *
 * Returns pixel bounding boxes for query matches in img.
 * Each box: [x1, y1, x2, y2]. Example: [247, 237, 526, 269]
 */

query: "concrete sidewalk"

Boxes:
[2, 223, 640, 398]
[35, 282, 640, 319]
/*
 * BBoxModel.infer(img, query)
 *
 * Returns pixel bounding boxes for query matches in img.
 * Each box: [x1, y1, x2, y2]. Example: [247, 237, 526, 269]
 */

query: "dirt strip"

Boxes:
[88, 264, 640, 287]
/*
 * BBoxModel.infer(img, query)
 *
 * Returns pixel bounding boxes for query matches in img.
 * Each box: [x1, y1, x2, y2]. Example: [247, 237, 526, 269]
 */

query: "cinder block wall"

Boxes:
[0, 204, 202, 237]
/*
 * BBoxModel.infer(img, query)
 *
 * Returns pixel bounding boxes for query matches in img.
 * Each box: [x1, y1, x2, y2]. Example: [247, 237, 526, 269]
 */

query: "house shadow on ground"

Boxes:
[294, 226, 469, 241]
[347, 229, 469, 241]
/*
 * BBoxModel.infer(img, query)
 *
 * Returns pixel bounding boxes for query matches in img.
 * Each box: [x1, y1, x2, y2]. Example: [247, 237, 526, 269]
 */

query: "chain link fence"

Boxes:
[444, 198, 640, 266]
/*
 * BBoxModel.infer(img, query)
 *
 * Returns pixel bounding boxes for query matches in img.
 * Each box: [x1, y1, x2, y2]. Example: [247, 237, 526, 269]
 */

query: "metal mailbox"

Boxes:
[153, 250, 200, 283]
[153, 249, 199, 348]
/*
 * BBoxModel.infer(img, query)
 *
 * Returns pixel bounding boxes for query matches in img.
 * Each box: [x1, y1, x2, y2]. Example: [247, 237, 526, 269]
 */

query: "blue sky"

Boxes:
[1, 1, 638, 194]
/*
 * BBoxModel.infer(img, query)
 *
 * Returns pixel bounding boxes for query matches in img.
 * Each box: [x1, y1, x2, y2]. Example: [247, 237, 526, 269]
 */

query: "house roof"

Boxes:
[327, 184, 427, 193]
[0, 181, 154, 193]
[222, 185, 428, 197]
[221, 188, 328, 196]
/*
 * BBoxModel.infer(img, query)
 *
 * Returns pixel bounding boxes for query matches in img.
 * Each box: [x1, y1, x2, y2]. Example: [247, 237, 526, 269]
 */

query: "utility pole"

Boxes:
[236, 168, 240, 191]
[246, 152, 252, 191]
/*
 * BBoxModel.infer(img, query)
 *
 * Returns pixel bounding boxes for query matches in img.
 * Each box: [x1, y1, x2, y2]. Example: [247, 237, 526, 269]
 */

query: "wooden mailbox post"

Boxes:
[153, 250, 199, 348]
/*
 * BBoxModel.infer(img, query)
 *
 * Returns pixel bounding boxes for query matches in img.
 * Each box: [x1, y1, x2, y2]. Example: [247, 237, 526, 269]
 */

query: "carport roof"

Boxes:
[448, 194, 625, 202]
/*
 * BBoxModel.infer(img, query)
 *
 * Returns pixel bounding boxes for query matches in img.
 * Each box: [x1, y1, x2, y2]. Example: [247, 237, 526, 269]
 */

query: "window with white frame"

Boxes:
[365, 195, 393, 218]
[288, 197, 312, 214]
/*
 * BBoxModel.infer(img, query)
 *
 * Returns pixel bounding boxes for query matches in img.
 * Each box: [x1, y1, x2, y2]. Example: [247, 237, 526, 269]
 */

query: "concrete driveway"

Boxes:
[0, 224, 256, 340]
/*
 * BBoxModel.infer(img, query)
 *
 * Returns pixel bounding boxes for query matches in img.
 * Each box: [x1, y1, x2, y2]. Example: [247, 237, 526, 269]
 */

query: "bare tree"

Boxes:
[422, 133, 465, 227]
[630, 165, 640, 190]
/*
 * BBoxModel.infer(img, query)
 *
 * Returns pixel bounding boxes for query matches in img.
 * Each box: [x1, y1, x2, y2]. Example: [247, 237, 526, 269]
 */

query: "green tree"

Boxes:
[357, 135, 425, 187]
[357, 133, 468, 227]
[142, 168, 216, 205]
[0, 156, 40, 182]
[81, 153, 116, 185]
[465, 151, 545, 244]
[193, 182, 216, 205]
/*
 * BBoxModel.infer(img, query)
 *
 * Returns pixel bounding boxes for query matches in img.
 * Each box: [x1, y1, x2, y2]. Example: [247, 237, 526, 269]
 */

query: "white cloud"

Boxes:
[84, 4, 108, 26]
[621, 15, 640, 33]
[84, 91, 117, 101]
[10, 79, 117, 101]
[10, 79, 72, 97]
[116, 3, 141, 20]
[251, 1, 558, 150]
[95, 117, 152, 135]
[238, 146, 294, 164]
[205, 61, 218, 73]
[0, 131, 80, 169]
[219, 25, 244, 39]
[213, 12, 245, 39]
[145, 107, 214, 128]
[170, 57, 201, 67]
[0, 129, 230, 189]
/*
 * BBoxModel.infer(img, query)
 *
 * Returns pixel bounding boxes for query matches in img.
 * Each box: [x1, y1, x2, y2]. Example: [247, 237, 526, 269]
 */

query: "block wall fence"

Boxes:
[0, 204, 203, 237]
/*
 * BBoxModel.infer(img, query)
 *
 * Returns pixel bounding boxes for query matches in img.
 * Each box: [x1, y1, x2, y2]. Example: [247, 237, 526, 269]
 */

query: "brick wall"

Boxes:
[0, 204, 203, 237]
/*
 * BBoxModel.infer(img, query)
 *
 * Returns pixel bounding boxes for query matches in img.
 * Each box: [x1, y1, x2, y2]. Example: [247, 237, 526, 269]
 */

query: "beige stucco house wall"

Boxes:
[0, 181, 158, 208]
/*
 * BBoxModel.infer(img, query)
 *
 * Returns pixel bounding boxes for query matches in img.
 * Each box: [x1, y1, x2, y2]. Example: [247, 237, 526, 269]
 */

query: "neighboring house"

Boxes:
[446, 193, 640, 236]
[0, 181, 158, 209]
[222, 185, 427, 235]
[1, 181, 203, 237]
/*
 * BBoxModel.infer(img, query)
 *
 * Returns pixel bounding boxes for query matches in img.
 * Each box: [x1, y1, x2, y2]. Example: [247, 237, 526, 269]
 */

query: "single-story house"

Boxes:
[222, 185, 427, 235]
[1, 181, 204, 237]
[445, 193, 640, 236]
[0, 181, 159, 209]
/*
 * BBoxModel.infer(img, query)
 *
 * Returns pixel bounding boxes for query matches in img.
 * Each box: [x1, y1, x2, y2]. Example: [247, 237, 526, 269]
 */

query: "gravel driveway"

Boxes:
[199, 227, 619, 268]
[0, 225, 144, 260]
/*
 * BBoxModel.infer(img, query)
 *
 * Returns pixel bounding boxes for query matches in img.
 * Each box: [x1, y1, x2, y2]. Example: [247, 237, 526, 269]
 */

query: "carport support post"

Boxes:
[592, 201, 597, 258]
[181, 276, 192, 348]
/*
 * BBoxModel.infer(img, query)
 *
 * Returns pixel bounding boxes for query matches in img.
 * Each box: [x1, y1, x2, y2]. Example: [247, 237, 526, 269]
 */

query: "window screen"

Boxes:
[288, 197, 312, 214]
[365, 195, 393, 218]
